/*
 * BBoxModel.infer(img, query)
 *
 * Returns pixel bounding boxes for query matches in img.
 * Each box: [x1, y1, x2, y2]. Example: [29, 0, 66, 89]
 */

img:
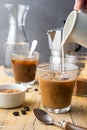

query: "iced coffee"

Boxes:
[65, 52, 87, 96]
[38, 63, 78, 113]
[11, 52, 39, 84]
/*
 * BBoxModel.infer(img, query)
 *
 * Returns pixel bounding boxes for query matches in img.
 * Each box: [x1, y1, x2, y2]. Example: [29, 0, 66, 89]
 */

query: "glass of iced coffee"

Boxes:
[65, 52, 87, 96]
[11, 52, 39, 85]
[38, 63, 78, 113]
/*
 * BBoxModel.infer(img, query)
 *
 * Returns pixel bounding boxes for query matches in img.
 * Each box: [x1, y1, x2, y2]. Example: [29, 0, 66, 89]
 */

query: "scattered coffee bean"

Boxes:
[34, 88, 38, 91]
[21, 110, 26, 115]
[13, 106, 31, 116]
[24, 106, 30, 111]
[13, 111, 19, 116]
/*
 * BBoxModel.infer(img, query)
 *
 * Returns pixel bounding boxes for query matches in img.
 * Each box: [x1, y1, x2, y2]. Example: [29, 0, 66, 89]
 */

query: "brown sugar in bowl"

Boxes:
[0, 83, 26, 108]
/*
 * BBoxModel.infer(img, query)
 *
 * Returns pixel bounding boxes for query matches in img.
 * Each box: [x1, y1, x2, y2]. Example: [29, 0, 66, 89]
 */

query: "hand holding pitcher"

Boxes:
[74, 0, 87, 11]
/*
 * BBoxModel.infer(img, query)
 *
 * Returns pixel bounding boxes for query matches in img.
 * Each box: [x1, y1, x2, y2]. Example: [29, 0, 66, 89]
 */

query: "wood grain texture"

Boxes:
[0, 66, 87, 130]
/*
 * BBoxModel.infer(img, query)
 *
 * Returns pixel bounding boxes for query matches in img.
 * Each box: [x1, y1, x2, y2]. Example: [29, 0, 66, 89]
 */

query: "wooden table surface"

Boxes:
[0, 66, 87, 130]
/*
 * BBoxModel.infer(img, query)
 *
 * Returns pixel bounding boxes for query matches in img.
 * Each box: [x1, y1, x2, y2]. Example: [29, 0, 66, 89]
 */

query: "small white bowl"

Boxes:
[0, 83, 26, 108]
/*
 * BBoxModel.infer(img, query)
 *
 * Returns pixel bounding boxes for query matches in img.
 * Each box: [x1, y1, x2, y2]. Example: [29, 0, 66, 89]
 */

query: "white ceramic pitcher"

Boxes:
[62, 10, 87, 48]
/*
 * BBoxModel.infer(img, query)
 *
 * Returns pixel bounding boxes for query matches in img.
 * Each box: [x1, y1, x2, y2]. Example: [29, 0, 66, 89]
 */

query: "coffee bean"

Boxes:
[13, 111, 19, 116]
[21, 110, 26, 115]
[34, 88, 38, 91]
[24, 106, 30, 111]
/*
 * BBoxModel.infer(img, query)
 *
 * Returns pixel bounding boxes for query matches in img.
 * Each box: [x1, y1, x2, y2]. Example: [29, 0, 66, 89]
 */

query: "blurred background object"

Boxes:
[0, 0, 86, 64]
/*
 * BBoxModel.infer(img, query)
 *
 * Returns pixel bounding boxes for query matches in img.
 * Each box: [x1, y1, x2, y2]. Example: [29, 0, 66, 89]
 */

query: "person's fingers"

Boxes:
[84, 0, 87, 9]
[74, 0, 84, 10]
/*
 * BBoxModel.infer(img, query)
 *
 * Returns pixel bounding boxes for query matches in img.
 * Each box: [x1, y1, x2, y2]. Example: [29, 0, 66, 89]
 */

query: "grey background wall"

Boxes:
[0, 0, 86, 64]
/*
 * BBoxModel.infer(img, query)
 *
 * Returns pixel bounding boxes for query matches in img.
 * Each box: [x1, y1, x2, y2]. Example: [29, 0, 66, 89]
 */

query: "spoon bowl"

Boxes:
[33, 108, 53, 125]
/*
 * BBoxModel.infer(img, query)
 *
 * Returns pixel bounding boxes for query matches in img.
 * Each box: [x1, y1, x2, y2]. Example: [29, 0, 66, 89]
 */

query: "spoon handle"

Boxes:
[65, 122, 87, 130]
[29, 40, 38, 57]
[53, 121, 66, 128]
[53, 121, 87, 130]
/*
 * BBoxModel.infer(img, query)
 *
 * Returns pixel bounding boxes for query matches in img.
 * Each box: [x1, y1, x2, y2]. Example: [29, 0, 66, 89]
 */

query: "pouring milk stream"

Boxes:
[61, 10, 87, 71]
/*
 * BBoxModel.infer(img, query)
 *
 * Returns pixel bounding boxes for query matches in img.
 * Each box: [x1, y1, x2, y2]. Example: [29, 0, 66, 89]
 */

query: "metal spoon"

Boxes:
[33, 108, 87, 130]
[29, 40, 38, 57]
